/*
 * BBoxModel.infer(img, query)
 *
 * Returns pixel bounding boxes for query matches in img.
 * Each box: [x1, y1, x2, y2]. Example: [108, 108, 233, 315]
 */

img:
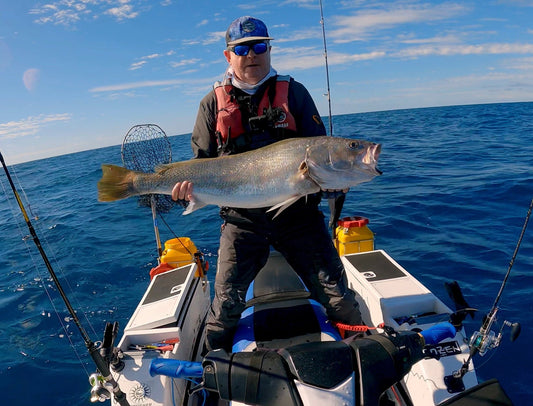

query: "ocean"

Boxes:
[1, 102, 531, 405]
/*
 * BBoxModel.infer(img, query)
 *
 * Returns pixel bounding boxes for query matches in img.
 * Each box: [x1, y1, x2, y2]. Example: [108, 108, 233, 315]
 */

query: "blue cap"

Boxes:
[225, 16, 274, 46]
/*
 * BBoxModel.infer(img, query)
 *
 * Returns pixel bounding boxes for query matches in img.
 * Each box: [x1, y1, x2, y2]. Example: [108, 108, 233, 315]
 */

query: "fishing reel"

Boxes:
[89, 373, 112, 403]
[469, 314, 521, 356]
[444, 282, 522, 393]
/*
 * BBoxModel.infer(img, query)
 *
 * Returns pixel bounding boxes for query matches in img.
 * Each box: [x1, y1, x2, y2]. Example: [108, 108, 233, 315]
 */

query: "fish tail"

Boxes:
[97, 164, 137, 202]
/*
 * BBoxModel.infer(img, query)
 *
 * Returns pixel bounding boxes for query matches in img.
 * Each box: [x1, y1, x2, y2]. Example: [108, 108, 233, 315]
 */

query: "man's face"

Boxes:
[223, 41, 271, 85]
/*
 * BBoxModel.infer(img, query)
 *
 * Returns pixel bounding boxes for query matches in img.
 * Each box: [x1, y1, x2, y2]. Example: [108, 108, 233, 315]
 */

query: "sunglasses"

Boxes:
[229, 42, 269, 56]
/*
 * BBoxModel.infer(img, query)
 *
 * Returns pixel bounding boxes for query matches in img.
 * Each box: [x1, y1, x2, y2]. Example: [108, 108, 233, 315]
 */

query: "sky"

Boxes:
[1, 0, 533, 164]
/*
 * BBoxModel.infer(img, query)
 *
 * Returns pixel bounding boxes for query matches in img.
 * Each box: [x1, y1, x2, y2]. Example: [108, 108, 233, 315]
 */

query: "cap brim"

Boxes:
[227, 36, 274, 46]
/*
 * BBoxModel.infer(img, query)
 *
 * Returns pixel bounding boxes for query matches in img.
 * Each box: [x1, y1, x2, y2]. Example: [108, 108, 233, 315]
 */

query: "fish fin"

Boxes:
[182, 199, 207, 215]
[97, 164, 137, 202]
[267, 195, 302, 218]
[264, 159, 318, 217]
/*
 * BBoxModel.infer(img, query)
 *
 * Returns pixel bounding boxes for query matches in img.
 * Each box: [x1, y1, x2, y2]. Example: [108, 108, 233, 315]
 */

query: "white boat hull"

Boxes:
[108, 249, 510, 406]
[111, 263, 210, 406]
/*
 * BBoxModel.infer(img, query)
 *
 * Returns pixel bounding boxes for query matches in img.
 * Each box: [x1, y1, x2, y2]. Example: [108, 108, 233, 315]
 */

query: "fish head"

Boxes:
[304, 137, 382, 190]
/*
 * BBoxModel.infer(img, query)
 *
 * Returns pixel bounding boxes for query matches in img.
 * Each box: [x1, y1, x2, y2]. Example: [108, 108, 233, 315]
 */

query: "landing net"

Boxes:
[121, 124, 174, 213]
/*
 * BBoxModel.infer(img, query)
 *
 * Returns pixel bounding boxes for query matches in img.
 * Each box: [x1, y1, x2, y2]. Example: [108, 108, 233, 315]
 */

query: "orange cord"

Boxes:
[333, 322, 385, 338]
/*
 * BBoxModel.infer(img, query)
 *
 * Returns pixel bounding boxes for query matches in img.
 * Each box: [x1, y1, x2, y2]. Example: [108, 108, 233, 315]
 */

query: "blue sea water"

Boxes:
[1, 102, 532, 405]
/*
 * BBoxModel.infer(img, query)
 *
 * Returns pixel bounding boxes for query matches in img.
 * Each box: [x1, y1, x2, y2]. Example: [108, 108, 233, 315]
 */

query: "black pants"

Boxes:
[205, 202, 362, 351]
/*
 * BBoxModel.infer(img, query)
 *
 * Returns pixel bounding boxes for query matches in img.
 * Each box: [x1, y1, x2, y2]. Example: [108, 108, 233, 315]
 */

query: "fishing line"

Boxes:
[158, 213, 189, 250]
[491, 195, 532, 310]
[2, 163, 39, 220]
[1, 165, 100, 371]
[450, 196, 531, 383]
[319, 1, 348, 234]
[0, 151, 130, 406]
[24, 201, 100, 339]
[157, 213, 211, 257]
[478, 195, 532, 337]
[34, 229, 101, 340]
[1, 168, 88, 364]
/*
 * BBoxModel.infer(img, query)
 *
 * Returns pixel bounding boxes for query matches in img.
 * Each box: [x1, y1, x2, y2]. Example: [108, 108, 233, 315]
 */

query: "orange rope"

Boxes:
[333, 322, 385, 338]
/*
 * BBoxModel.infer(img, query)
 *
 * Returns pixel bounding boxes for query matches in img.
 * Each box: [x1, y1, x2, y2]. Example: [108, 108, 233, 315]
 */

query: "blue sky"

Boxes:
[1, 1, 533, 164]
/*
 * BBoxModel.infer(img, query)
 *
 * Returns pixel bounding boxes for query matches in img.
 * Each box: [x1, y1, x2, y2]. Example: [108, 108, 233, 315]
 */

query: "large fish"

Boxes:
[97, 136, 381, 215]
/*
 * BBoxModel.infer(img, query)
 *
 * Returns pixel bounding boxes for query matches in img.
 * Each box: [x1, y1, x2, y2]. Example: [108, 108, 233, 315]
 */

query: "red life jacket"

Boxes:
[214, 75, 297, 144]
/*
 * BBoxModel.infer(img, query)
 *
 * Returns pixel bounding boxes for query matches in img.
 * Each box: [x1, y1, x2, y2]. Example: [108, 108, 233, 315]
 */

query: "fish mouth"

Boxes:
[362, 143, 382, 171]
[373, 144, 383, 174]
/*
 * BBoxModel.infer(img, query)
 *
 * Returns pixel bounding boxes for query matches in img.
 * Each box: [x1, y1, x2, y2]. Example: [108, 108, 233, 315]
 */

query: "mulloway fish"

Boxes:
[97, 136, 381, 215]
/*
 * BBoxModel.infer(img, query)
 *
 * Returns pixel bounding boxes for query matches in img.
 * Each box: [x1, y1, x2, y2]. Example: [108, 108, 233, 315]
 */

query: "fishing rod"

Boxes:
[319, 0, 333, 137]
[0, 151, 129, 406]
[449, 197, 530, 384]
[319, 0, 348, 237]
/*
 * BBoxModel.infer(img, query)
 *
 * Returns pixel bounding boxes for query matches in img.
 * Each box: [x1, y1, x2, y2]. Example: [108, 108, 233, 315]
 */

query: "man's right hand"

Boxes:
[172, 181, 193, 207]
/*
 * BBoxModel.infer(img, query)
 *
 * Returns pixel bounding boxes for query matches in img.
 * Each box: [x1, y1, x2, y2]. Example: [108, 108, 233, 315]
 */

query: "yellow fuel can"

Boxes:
[335, 216, 374, 255]
[160, 237, 197, 268]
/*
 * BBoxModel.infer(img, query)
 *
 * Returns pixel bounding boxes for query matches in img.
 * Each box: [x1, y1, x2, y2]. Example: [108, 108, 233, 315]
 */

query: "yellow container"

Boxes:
[160, 237, 197, 268]
[335, 216, 374, 255]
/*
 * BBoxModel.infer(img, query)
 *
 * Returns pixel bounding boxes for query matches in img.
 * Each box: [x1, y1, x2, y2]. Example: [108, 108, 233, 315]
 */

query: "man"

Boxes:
[173, 16, 362, 352]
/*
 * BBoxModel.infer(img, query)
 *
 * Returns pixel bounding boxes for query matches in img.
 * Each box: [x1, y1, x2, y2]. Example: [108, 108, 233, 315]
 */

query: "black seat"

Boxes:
[233, 252, 341, 352]
[245, 252, 311, 307]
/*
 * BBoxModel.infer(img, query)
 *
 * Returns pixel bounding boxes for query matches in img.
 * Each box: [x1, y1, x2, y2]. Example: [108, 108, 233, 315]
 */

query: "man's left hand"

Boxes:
[322, 188, 349, 199]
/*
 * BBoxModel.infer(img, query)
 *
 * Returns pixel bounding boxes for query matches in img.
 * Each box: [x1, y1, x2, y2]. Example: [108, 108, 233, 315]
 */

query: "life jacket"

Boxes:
[214, 75, 297, 154]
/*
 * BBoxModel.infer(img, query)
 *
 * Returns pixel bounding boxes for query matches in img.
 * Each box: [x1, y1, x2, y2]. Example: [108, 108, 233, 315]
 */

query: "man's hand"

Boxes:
[172, 181, 193, 208]
[322, 188, 349, 199]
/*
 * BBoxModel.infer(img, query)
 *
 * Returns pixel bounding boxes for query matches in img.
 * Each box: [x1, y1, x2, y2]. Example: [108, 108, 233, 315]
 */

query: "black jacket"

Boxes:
[191, 76, 326, 158]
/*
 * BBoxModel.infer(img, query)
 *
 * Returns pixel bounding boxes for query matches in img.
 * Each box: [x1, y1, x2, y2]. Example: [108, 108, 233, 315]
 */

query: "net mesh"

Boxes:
[121, 124, 175, 213]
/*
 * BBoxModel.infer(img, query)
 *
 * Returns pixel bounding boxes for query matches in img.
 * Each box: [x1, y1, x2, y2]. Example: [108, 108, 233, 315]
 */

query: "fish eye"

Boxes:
[347, 141, 362, 150]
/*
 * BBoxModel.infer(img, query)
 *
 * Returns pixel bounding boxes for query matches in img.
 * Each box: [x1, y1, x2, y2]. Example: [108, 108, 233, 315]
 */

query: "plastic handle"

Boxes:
[420, 322, 456, 345]
[338, 216, 369, 228]
[149, 359, 203, 379]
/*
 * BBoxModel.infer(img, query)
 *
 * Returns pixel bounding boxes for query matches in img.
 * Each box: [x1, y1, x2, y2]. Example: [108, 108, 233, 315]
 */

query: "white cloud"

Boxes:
[505, 56, 533, 70]
[89, 75, 217, 96]
[29, 0, 143, 26]
[169, 58, 200, 68]
[90, 79, 188, 92]
[393, 43, 533, 58]
[273, 47, 386, 71]
[29, 1, 90, 26]
[129, 61, 147, 70]
[282, 0, 317, 7]
[129, 50, 176, 70]
[182, 29, 225, 47]
[105, 4, 138, 20]
[202, 31, 226, 46]
[0, 114, 71, 140]
[328, 3, 468, 43]
[275, 28, 319, 43]
[397, 34, 462, 45]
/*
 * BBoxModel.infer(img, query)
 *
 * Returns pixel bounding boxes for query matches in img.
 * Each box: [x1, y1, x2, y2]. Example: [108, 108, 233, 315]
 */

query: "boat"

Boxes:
[0, 144, 516, 406]
[90, 217, 515, 406]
